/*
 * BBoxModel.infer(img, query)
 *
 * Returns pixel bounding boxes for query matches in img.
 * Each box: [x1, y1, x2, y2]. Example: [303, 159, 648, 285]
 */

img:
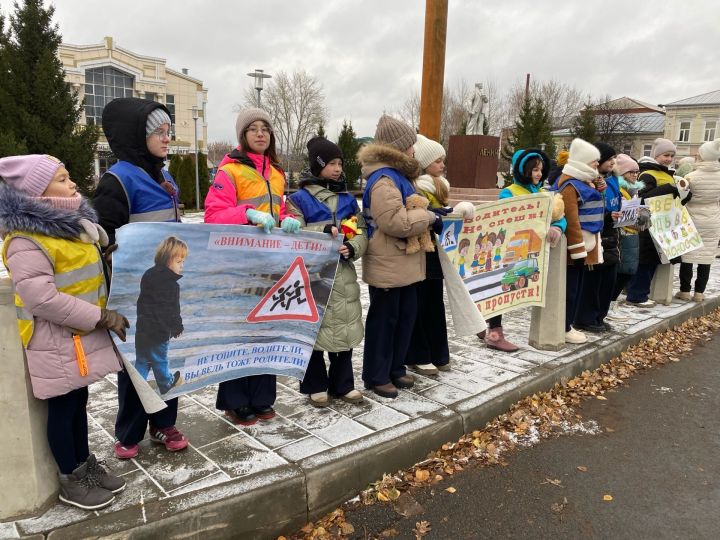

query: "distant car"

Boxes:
[500, 258, 539, 291]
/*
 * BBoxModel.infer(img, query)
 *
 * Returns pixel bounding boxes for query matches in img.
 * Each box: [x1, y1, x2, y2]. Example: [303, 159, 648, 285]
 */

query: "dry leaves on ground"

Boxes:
[413, 520, 432, 539]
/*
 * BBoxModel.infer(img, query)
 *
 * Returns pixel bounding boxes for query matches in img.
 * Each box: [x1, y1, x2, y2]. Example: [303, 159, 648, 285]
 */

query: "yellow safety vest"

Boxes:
[640, 169, 674, 187]
[1, 232, 107, 347]
[220, 162, 286, 224]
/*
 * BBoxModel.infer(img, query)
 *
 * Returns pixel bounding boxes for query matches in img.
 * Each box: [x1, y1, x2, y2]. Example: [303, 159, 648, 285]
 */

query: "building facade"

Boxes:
[58, 36, 208, 177]
[662, 90, 720, 159]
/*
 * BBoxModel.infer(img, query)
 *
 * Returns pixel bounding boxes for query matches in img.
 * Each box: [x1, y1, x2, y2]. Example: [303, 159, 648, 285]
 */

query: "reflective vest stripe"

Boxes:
[16, 305, 32, 320]
[579, 214, 603, 222]
[582, 200, 605, 209]
[129, 208, 178, 223]
[55, 263, 105, 288]
[236, 193, 282, 207]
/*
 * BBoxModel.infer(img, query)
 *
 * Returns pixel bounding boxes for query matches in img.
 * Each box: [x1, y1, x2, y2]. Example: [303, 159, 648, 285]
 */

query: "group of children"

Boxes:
[2, 95, 719, 512]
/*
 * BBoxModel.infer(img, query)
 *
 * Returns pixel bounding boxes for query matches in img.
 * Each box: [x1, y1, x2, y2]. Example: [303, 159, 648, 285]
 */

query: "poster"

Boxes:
[614, 198, 647, 228]
[108, 222, 341, 400]
[646, 194, 703, 263]
[441, 193, 553, 318]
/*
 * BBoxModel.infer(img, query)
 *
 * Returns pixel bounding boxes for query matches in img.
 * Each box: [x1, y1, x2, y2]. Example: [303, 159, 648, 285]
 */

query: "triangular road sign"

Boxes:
[246, 256, 319, 323]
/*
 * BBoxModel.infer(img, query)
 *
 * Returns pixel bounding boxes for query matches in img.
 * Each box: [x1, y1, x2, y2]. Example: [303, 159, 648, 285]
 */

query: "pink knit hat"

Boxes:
[651, 138, 676, 158]
[614, 154, 639, 176]
[0, 155, 63, 197]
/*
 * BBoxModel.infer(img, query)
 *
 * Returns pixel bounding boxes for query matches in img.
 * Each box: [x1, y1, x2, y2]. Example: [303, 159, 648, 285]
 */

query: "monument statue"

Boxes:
[466, 83, 489, 135]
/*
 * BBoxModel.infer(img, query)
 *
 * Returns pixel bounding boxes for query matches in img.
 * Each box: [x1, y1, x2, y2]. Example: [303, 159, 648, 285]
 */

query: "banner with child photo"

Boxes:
[440, 193, 553, 317]
[108, 222, 341, 405]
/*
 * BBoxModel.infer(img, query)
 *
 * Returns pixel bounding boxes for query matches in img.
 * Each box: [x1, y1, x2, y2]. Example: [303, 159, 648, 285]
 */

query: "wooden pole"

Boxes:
[419, 0, 448, 141]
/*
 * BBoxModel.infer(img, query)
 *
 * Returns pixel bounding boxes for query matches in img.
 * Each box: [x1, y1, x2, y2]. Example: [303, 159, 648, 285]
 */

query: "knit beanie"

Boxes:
[374, 114, 417, 151]
[651, 137, 676, 158]
[307, 136, 343, 177]
[413, 134, 446, 170]
[0, 154, 63, 197]
[562, 138, 601, 182]
[556, 150, 570, 167]
[698, 138, 720, 162]
[146, 108, 172, 137]
[614, 154, 639, 176]
[235, 107, 273, 143]
[594, 142, 617, 165]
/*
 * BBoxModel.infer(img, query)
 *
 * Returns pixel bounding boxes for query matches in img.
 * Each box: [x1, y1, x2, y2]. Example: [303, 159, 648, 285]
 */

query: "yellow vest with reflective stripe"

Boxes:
[1, 232, 107, 347]
[641, 169, 674, 187]
[220, 162, 286, 223]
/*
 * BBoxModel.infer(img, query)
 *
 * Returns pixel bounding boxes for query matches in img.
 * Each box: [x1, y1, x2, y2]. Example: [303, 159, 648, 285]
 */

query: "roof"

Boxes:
[663, 90, 720, 107]
[552, 112, 666, 137]
[597, 96, 664, 113]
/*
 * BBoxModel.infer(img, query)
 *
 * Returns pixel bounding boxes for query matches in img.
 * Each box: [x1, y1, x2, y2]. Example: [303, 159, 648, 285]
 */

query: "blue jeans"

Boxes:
[135, 340, 174, 393]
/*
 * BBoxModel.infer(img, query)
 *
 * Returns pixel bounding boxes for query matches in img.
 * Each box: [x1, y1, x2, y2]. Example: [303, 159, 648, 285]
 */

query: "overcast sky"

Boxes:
[1, 0, 717, 143]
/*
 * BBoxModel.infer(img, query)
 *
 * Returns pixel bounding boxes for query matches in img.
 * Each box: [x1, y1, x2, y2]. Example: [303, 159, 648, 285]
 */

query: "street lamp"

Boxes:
[191, 106, 200, 210]
[539, 142, 547, 152]
[247, 69, 272, 106]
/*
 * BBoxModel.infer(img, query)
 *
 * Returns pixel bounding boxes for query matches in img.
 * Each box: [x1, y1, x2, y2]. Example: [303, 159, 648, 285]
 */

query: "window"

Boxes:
[98, 152, 117, 176]
[84, 66, 134, 125]
[678, 121, 691, 142]
[643, 144, 652, 157]
[704, 121, 717, 142]
[145, 91, 157, 101]
[166, 95, 176, 140]
[622, 144, 632, 155]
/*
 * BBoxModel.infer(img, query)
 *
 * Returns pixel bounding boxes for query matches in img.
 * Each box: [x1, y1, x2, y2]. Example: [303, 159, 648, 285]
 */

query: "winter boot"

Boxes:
[484, 327, 520, 352]
[674, 291, 692, 301]
[58, 461, 115, 510]
[692, 292, 705, 302]
[309, 391, 330, 407]
[85, 454, 126, 494]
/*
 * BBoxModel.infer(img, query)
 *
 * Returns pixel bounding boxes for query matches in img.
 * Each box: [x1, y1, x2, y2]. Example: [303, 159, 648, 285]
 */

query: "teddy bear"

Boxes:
[405, 194, 436, 254]
[551, 193, 565, 222]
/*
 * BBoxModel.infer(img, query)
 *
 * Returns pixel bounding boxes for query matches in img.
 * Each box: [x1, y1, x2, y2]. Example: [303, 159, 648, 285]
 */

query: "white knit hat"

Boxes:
[413, 134, 446, 170]
[568, 138, 600, 165]
[698, 138, 720, 162]
[146, 108, 172, 137]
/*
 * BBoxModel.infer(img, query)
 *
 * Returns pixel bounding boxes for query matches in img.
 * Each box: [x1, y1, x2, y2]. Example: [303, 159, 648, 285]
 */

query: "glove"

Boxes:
[430, 206, 453, 217]
[431, 215, 443, 235]
[593, 177, 607, 192]
[545, 226, 562, 248]
[281, 216, 301, 234]
[340, 241, 355, 260]
[96, 309, 130, 342]
[104, 243, 118, 267]
[246, 209, 275, 234]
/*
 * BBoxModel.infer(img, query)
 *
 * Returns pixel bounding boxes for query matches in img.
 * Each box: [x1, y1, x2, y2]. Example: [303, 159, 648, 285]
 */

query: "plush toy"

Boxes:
[340, 216, 361, 240]
[551, 193, 565, 221]
[405, 194, 435, 254]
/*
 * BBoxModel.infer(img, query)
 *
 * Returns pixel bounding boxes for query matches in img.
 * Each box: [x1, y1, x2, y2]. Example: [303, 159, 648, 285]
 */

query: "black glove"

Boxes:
[323, 224, 334, 234]
[430, 206, 453, 217]
[431, 215, 443, 235]
[341, 241, 355, 260]
[96, 308, 130, 341]
[104, 243, 118, 267]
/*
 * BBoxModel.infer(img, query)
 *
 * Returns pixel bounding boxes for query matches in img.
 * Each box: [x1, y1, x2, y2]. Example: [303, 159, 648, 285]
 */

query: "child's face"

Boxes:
[42, 166, 77, 198]
[320, 158, 343, 181]
[598, 157, 616, 175]
[531, 165, 543, 184]
[147, 123, 171, 159]
[244, 121, 271, 154]
[167, 255, 185, 275]
[425, 157, 445, 177]
[656, 152, 675, 167]
[587, 159, 599, 170]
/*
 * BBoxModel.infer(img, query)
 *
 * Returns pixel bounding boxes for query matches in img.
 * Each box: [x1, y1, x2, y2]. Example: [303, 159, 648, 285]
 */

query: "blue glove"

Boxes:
[431, 215, 443, 235]
[430, 206, 453, 217]
[281, 216, 301, 234]
[246, 209, 275, 234]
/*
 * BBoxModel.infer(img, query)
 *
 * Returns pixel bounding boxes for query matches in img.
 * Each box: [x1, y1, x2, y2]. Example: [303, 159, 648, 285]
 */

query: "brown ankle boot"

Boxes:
[484, 327, 520, 352]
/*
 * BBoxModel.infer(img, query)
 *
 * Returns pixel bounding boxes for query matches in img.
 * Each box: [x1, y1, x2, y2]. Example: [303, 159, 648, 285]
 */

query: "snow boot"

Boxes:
[58, 461, 114, 510]
[484, 327, 520, 352]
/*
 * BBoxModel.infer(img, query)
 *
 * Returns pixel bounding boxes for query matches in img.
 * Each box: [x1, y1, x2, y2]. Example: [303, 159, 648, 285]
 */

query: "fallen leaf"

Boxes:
[576, 466, 588, 472]
[413, 520, 432, 539]
[381, 528, 399, 538]
[415, 469, 430, 482]
[603, 494, 613, 501]
[277, 537, 287, 540]
[596, 395, 607, 400]
[339, 522, 355, 535]
[445, 487, 457, 493]
[542, 477, 563, 487]
[550, 497, 568, 513]
[377, 491, 389, 502]
[387, 488, 401, 501]
[300, 523, 314, 534]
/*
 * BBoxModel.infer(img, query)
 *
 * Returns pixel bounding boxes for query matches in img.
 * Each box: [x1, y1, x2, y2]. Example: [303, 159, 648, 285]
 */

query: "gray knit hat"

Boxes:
[235, 107, 273, 143]
[146, 108, 172, 137]
[374, 114, 417, 151]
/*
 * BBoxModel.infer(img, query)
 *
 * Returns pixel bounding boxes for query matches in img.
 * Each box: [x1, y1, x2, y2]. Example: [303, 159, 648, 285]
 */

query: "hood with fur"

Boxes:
[0, 183, 98, 239]
[357, 143, 421, 181]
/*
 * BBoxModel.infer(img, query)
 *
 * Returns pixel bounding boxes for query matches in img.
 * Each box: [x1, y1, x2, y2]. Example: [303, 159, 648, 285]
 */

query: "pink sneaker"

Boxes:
[149, 425, 188, 452]
[114, 441, 139, 460]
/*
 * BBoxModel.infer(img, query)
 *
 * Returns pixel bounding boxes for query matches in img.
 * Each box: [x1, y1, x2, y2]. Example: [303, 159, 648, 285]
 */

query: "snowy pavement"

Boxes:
[3, 212, 720, 538]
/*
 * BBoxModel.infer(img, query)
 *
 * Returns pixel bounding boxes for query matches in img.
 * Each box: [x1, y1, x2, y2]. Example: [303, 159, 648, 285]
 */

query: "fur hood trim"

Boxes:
[357, 143, 421, 181]
[0, 183, 98, 240]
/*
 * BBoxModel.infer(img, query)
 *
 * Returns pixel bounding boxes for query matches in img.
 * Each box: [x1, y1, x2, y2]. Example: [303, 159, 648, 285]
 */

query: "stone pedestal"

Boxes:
[528, 237, 567, 351]
[446, 134, 500, 189]
[0, 278, 58, 520]
[650, 263, 674, 306]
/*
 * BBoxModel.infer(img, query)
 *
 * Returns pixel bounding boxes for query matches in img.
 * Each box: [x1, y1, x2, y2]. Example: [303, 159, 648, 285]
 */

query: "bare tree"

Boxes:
[207, 140, 234, 166]
[498, 79, 584, 131]
[397, 90, 420, 130]
[592, 94, 638, 150]
[241, 70, 327, 169]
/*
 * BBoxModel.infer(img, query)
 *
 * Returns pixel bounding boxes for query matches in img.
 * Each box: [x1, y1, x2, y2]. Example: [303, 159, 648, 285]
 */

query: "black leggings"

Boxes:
[46, 387, 90, 474]
[679, 262, 711, 294]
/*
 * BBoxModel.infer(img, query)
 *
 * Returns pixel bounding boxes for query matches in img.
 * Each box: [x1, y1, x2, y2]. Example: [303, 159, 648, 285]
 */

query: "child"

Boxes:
[286, 137, 367, 406]
[485, 148, 566, 351]
[676, 139, 720, 302]
[135, 236, 188, 395]
[0, 155, 128, 510]
[358, 115, 438, 399]
[204, 107, 300, 424]
[555, 138, 603, 344]
[93, 97, 189, 458]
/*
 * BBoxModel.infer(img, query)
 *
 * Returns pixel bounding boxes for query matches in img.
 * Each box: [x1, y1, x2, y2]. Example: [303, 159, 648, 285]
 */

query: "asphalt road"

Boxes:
[345, 334, 720, 539]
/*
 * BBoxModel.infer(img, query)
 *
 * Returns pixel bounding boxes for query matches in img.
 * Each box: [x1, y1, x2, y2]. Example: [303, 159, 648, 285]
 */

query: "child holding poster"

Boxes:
[0, 155, 128, 510]
[286, 137, 367, 406]
[135, 236, 187, 395]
